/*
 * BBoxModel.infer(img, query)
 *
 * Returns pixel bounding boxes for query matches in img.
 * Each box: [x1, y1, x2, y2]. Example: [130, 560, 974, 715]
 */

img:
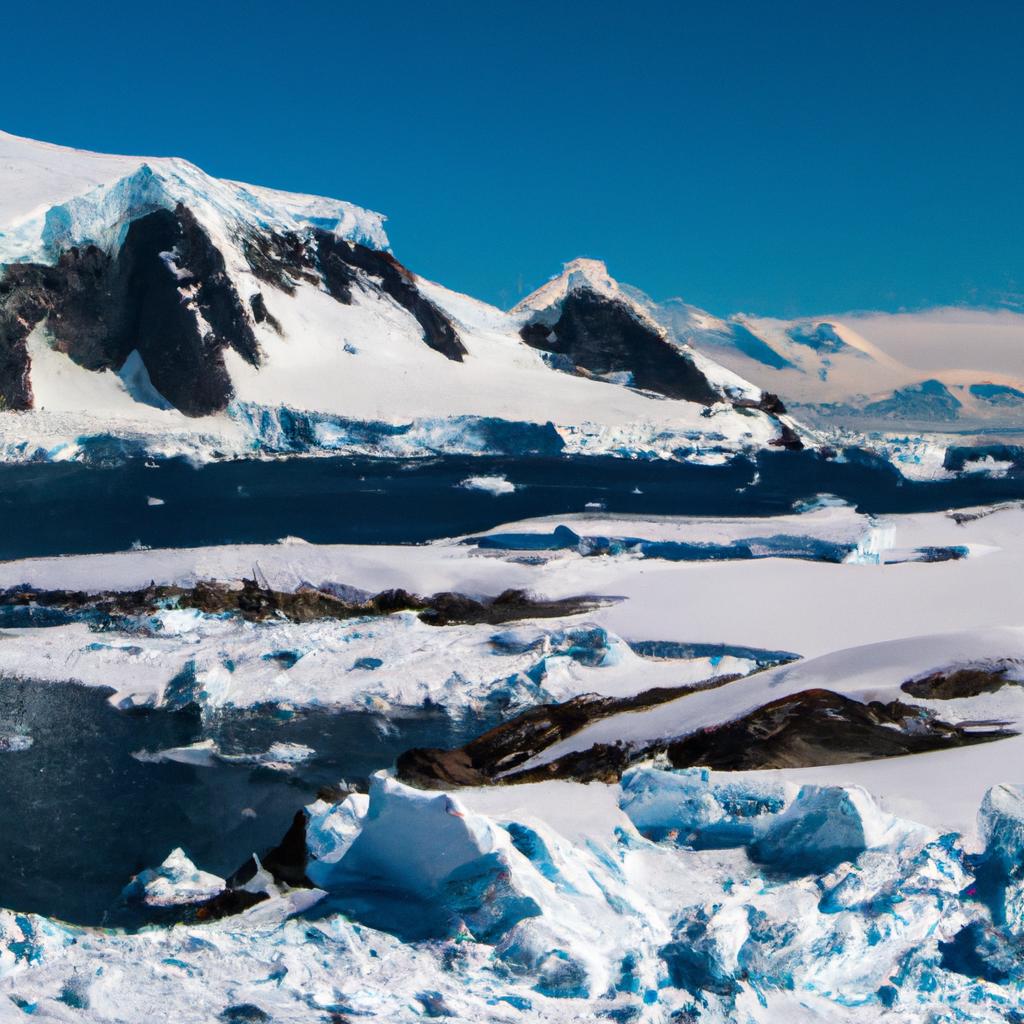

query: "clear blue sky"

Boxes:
[5, 0, 1023, 316]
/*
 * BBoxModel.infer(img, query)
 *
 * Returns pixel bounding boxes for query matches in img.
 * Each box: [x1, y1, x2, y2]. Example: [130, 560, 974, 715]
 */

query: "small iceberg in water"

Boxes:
[458, 475, 516, 495]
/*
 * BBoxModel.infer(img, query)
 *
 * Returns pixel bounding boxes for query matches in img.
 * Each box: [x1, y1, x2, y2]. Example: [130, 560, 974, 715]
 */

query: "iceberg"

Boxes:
[123, 848, 225, 908]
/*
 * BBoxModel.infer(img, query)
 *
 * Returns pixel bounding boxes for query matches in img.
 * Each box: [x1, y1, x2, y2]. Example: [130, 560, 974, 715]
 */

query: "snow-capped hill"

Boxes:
[512, 258, 774, 412]
[0, 132, 801, 464]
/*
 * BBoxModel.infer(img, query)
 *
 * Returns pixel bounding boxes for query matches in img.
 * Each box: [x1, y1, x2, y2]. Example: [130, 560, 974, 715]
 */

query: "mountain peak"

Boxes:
[512, 257, 623, 315]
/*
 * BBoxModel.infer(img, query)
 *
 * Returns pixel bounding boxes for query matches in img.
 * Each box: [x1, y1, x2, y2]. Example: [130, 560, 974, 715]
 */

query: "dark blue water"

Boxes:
[0, 678, 493, 927]
[0, 450, 1022, 560]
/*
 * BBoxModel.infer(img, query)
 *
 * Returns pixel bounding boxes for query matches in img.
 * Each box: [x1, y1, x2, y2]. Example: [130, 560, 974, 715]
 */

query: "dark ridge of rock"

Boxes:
[665, 688, 1015, 771]
[417, 588, 610, 626]
[0, 266, 44, 409]
[902, 665, 1020, 700]
[0, 244, 123, 408]
[395, 745, 489, 788]
[400, 682, 1016, 790]
[768, 422, 804, 451]
[948, 502, 1023, 526]
[249, 292, 281, 333]
[0, 580, 606, 627]
[397, 694, 614, 789]
[189, 887, 268, 923]
[242, 230, 320, 295]
[238, 225, 465, 360]
[733, 391, 788, 416]
[519, 288, 720, 404]
[0, 204, 262, 417]
[230, 810, 312, 891]
[114, 206, 260, 415]
[313, 235, 466, 362]
[396, 675, 741, 790]
[495, 742, 633, 785]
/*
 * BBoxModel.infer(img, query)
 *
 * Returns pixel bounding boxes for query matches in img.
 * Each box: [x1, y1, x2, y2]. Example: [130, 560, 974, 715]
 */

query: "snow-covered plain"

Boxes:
[2, 502, 1021, 688]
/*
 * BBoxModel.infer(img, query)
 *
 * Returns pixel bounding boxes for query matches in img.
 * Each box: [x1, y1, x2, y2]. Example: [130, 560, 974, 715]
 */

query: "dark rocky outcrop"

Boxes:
[666, 689, 1014, 771]
[114, 207, 261, 415]
[313, 236, 466, 362]
[734, 390, 788, 416]
[519, 288, 720, 404]
[768, 422, 804, 451]
[902, 665, 1021, 700]
[0, 206, 465, 417]
[242, 230, 320, 295]
[0, 204, 261, 416]
[416, 588, 609, 626]
[238, 225, 465, 361]
[396, 676, 741, 789]
[0, 580, 607, 627]
[399, 684, 1016, 789]
[248, 292, 281, 333]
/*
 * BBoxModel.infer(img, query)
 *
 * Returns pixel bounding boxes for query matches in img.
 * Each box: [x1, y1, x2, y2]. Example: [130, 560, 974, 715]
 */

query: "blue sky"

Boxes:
[5, 0, 1023, 316]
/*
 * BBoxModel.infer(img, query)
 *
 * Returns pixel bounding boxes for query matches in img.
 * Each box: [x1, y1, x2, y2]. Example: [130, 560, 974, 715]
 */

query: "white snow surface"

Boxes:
[0, 504, 1022, 833]
[0, 129, 388, 266]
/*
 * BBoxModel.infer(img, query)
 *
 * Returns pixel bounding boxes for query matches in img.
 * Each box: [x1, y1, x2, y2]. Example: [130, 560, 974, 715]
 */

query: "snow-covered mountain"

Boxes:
[630, 288, 1024, 432]
[0, 131, 800, 464]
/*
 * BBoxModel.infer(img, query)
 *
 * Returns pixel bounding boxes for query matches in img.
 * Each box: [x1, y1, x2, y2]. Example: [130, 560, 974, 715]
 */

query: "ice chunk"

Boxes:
[751, 784, 922, 875]
[619, 766, 791, 848]
[340, 775, 501, 893]
[132, 739, 218, 767]
[620, 767, 725, 837]
[0, 733, 32, 752]
[979, 784, 1024, 874]
[124, 848, 225, 907]
[305, 793, 370, 890]
[329, 774, 544, 944]
[132, 740, 314, 771]
[216, 742, 315, 770]
[458, 475, 516, 495]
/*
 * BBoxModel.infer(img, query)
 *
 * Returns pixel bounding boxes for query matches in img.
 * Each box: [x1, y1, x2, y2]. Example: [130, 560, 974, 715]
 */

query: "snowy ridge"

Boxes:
[0, 129, 388, 267]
